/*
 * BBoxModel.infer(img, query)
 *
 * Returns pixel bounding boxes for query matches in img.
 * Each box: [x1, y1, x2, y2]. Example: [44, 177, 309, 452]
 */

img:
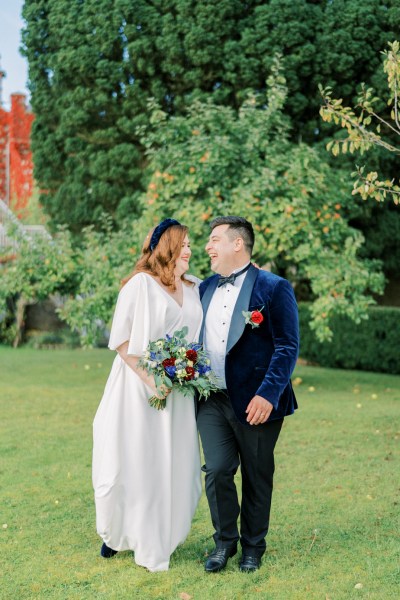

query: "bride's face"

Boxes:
[174, 235, 191, 276]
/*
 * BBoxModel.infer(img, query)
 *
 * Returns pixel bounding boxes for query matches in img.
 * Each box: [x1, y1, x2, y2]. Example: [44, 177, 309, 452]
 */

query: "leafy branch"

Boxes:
[319, 41, 400, 205]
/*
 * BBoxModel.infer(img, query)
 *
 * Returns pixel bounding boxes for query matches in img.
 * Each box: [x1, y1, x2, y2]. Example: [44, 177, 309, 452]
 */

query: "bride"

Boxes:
[92, 219, 202, 572]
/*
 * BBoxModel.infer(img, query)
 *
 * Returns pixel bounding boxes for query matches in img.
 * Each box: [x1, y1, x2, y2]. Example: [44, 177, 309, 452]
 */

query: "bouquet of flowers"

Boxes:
[138, 326, 220, 410]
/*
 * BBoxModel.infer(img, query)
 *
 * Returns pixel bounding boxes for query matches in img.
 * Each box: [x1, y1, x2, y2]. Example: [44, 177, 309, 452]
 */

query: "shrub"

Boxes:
[299, 303, 400, 374]
[25, 328, 81, 350]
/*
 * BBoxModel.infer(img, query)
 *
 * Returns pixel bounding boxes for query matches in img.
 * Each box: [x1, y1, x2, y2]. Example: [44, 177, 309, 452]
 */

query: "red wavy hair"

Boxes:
[122, 224, 190, 290]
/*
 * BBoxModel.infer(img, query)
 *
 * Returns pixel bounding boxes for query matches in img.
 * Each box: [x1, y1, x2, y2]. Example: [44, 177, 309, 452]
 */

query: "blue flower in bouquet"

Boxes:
[165, 365, 177, 378]
[190, 343, 202, 351]
[197, 363, 211, 375]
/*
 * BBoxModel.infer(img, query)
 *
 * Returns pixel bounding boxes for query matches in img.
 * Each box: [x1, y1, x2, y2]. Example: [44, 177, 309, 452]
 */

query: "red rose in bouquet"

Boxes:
[186, 349, 198, 362]
[184, 366, 195, 381]
[162, 357, 176, 368]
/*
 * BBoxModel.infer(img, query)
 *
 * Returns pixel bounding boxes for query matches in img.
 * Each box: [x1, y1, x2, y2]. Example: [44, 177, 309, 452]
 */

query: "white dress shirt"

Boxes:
[204, 263, 250, 389]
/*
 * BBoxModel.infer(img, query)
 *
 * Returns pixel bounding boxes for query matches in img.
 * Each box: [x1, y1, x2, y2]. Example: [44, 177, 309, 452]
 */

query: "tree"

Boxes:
[0, 225, 75, 346]
[58, 222, 137, 346]
[128, 61, 384, 342]
[22, 0, 145, 231]
[22, 0, 399, 230]
[1, 61, 385, 346]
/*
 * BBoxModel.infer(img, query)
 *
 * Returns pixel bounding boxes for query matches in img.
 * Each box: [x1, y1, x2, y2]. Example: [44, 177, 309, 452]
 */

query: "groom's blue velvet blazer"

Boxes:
[199, 264, 300, 426]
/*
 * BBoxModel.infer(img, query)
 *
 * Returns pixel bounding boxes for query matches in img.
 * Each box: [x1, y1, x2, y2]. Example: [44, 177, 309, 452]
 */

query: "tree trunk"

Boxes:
[13, 295, 27, 348]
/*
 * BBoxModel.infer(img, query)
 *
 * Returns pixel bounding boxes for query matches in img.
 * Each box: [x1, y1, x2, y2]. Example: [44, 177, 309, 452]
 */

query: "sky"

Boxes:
[0, 0, 29, 108]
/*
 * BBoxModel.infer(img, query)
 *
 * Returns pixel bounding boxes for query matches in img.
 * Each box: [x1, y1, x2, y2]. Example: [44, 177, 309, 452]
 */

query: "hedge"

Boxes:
[299, 304, 400, 375]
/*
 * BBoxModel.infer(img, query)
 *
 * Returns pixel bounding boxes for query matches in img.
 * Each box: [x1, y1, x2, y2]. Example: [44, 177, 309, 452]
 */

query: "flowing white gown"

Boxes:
[93, 273, 202, 572]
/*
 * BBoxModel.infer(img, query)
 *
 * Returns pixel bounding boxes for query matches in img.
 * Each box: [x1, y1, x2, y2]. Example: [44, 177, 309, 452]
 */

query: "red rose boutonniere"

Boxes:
[242, 307, 264, 329]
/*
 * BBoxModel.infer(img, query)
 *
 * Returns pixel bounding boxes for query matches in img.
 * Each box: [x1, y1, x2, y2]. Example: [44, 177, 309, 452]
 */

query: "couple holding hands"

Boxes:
[92, 215, 299, 573]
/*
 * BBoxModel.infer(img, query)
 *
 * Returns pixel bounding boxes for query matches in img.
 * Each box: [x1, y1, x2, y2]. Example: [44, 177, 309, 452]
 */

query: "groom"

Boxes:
[197, 216, 299, 573]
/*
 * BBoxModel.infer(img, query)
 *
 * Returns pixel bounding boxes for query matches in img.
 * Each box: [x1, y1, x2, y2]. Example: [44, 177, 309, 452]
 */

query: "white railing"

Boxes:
[0, 198, 50, 249]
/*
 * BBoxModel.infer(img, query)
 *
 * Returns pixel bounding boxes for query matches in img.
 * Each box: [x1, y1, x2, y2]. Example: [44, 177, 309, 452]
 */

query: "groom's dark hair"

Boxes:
[209, 216, 255, 255]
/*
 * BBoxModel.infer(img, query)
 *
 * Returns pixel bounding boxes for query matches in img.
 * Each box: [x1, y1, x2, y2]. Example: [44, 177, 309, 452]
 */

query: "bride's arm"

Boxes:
[116, 341, 170, 398]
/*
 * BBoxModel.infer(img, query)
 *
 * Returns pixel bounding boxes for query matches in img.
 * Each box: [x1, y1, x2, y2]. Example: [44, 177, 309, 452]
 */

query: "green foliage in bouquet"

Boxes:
[138, 326, 220, 410]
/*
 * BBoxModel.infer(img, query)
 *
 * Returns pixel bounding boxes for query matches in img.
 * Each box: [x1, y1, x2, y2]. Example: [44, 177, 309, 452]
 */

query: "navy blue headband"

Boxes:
[149, 218, 181, 251]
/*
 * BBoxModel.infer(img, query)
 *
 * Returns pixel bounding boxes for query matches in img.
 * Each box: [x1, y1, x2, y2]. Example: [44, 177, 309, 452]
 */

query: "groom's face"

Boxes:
[205, 224, 239, 275]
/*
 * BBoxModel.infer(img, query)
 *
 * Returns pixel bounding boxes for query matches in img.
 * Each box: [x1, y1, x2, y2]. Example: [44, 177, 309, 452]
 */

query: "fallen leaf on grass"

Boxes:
[354, 583, 363, 589]
[179, 593, 192, 600]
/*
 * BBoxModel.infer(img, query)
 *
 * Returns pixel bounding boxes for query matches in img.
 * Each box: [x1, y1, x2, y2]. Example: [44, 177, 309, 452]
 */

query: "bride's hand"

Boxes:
[155, 383, 172, 400]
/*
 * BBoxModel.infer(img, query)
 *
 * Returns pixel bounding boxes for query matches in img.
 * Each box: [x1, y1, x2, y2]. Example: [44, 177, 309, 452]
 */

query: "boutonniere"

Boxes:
[242, 307, 264, 329]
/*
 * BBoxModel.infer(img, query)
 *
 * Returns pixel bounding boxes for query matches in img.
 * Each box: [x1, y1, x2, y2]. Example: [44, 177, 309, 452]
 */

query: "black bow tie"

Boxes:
[217, 264, 251, 287]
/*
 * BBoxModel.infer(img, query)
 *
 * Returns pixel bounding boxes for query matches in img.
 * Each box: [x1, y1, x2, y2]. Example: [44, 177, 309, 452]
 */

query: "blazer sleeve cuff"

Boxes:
[255, 383, 282, 410]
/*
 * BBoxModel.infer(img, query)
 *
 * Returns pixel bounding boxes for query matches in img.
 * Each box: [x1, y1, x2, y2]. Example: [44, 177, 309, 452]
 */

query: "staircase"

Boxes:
[0, 198, 50, 249]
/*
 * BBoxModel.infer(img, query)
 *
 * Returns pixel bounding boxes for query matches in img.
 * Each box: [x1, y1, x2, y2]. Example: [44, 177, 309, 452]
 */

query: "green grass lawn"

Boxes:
[1, 347, 399, 600]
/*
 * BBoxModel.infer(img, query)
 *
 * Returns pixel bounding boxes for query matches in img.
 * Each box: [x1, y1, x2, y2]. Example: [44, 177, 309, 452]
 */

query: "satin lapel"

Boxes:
[226, 265, 258, 353]
[199, 276, 219, 343]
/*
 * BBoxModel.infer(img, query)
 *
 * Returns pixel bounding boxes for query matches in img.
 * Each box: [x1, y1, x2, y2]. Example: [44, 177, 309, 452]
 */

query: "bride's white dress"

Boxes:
[92, 273, 202, 571]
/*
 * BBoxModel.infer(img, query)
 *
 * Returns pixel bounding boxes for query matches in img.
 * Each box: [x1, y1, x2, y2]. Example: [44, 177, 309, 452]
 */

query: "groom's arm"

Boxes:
[246, 279, 299, 423]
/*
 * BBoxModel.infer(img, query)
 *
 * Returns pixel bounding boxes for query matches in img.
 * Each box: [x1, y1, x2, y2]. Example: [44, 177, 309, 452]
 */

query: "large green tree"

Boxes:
[22, 0, 145, 231]
[22, 0, 399, 230]
[55, 64, 384, 345]
[0, 64, 386, 346]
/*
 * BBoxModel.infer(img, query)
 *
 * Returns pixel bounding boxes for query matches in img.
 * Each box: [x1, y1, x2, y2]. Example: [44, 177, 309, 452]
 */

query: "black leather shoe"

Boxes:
[100, 542, 118, 558]
[239, 555, 261, 572]
[205, 546, 237, 572]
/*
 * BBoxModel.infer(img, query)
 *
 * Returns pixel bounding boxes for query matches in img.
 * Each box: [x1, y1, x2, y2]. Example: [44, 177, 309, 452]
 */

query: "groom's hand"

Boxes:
[246, 395, 273, 425]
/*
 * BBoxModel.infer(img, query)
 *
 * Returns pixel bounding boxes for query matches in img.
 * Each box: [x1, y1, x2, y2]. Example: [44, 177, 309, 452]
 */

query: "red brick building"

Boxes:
[0, 93, 34, 212]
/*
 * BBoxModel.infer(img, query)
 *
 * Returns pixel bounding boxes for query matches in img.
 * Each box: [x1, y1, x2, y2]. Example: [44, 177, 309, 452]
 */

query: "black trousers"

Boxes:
[197, 391, 283, 557]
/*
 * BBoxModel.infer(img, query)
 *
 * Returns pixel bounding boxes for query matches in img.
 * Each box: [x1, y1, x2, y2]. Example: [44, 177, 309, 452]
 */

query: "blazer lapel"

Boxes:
[226, 264, 258, 353]
[199, 276, 219, 343]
